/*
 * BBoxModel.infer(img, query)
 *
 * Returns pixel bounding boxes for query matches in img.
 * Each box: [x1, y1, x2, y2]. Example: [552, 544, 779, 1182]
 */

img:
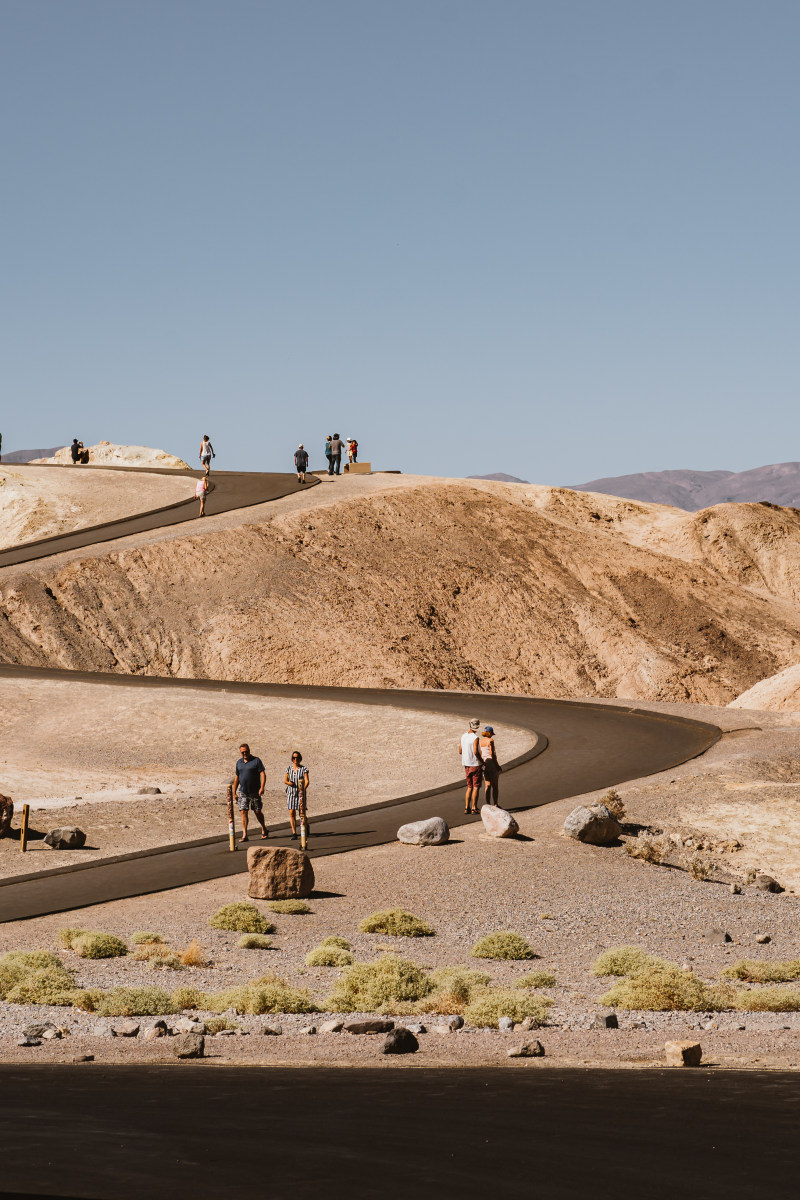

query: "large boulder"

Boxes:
[45, 826, 87, 850]
[0, 795, 13, 839]
[563, 804, 621, 846]
[172, 1033, 205, 1059]
[481, 805, 519, 838]
[246, 845, 315, 900]
[397, 817, 449, 846]
[382, 1028, 419, 1055]
[665, 1040, 702, 1067]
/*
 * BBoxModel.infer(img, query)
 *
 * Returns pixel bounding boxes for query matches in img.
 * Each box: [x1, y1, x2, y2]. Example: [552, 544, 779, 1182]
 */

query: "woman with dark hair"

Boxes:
[479, 726, 502, 806]
[285, 751, 310, 840]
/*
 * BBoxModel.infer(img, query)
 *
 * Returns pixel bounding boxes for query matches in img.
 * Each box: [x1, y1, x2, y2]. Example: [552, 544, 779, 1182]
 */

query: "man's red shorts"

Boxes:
[464, 765, 483, 786]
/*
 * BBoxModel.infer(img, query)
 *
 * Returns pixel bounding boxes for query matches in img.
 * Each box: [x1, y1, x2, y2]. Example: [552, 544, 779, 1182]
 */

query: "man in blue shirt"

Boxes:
[232, 743, 268, 843]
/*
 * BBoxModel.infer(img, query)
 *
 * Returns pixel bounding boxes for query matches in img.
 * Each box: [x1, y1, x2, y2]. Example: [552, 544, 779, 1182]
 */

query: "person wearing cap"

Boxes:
[294, 443, 309, 483]
[458, 718, 483, 815]
[479, 726, 502, 806]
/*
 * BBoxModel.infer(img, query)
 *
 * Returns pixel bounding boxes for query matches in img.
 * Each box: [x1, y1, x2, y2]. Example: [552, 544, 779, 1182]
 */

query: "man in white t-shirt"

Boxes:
[458, 718, 483, 815]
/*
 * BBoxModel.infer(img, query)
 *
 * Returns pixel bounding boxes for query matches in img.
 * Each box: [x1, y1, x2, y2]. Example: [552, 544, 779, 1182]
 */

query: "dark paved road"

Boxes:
[0, 666, 720, 921]
[0, 1065, 796, 1199]
[0, 465, 317, 566]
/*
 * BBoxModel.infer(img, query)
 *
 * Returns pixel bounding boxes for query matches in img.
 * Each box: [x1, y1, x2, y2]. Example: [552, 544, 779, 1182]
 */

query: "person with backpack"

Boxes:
[324, 435, 333, 474]
[347, 437, 358, 463]
[294, 443, 309, 483]
[329, 433, 346, 475]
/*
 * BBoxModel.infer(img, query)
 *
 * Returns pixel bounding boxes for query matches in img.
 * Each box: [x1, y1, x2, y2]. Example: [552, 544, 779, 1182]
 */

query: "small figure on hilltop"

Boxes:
[459, 718, 483, 815]
[324, 435, 333, 474]
[199, 435, 215, 475]
[285, 751, 310, 842]
[70, 438, 88, 465]
[479, 725, 502, 806]
[328, 433, 346, 476]
[347, 437, 358, 463]
[233, 742, 268, 843]
[294, 443, 309, 484]
[195, 475, 209, 517]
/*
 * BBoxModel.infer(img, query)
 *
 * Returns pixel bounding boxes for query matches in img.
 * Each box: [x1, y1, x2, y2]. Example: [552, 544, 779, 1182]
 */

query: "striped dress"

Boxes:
[285, 765, 308, 810]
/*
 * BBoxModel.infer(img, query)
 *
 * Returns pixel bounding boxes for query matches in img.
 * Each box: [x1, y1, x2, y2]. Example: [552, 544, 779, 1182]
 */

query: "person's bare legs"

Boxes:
[254, 808, 268, 839]
[289, 809, 297, 836]
[239, 808, 249, 843]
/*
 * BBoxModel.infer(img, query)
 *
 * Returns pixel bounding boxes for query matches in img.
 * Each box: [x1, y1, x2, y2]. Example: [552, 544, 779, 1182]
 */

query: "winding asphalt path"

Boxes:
[0, 467, 721, 922]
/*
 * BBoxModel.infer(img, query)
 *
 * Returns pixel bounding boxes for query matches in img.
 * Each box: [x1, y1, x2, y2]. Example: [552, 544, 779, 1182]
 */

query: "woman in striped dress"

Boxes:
[285, 752, 310, 841]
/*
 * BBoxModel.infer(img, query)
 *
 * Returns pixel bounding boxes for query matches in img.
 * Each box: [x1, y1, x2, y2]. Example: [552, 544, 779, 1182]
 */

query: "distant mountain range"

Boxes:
[469, 472, 531, 484]
[571, 463, 800, 511]
[3, 446, 63, 463]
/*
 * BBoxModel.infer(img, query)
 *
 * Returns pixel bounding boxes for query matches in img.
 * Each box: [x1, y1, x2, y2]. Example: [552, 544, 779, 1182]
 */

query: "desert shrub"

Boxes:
[171, 985, 204, 1010]
[358, 909, 434, 938]
[79, 986, 178, 1017]
[150, 954, 184, 970]
[517, 970, 558, 989]
[722, 959, 800, 984]
[686, 855, 714, 881]
[305, 944, 353, 967]
[72, 988, 104, 1012]
[416, 965, 492, 1013]
[266, 900, 313, 915]
[471, 932, 536, 961]
[179, 941, 209, 967]
[464, 989, 552, 1029]
[238, 934, 273, 950]
[624, 834, 670, 865]
[71, 933, 128, 960]
[320, 936, 351, 950]
[591, 946, 670, 977]
[209, 903, 274, 934]
[133, 943, 172, 963]
[602, 789, 626, 821]
[599, 965, 734, 1012]
[744, 867, 759, 885]
[55, 928, 87, 949]
[5, 968, 82, 1007]
[326, 957, 433, 1013]
[734, 987, 800, 1012]
[206, 1017, 240, 1034]
[0, 950, 67, 999]
[131, 932, 164, 945]
[203, 974, 317, 1015]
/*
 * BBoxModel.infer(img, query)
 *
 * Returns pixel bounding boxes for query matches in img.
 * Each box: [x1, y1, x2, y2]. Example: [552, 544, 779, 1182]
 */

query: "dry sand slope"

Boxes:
[0, 465, 195, 552]
[32, 441, 190, 469]
[2, 474, 800, 705]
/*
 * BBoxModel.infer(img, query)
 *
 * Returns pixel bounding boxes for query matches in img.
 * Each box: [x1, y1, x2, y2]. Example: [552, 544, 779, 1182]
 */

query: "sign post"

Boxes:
[226, 784, 236, 852]
[20, 803, 30, 854]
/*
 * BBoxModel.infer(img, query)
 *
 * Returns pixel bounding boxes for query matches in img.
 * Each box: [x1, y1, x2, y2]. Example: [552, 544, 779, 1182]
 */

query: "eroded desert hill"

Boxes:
[2, 476, 800, 704]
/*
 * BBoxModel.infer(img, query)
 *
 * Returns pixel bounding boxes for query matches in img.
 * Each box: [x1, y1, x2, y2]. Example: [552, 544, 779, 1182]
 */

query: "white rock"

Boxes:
[480, 806, 519, 839]
[397, 817, 450, 846]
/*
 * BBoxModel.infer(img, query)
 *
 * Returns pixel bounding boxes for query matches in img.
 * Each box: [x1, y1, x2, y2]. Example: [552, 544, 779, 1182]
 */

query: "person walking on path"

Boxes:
[233, 743, 268, 843]
[325, 435, 333, 475]
[195, 475, 209, 516]
[199, 435, 215, 475]
[285, 751, 310, 840]
[458, 718, 483, 814]
[479, 725, 502, 806]
[294, 443, 309, 483]
[329, 433, 346, 475]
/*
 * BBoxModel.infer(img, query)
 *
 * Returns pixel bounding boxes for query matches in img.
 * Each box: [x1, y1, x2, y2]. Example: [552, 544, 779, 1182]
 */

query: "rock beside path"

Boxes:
[344, 1019, 395, 1035]
[382, 1028, 419, 1055]
[45, 826, 86, 850]
[397, 817, 450, 846]
[0, 794, 13, 838]
[110, 1020, 140, 1038]
[508, 1040, 545, 1058]
[563, 804, 621, 846]
[665, 1040, 702, 1067]
[172, 1033, 205, 1059]
[481, 806, 519, 838]
[246, 845, 315, 899]
[754, 874, 784, 893]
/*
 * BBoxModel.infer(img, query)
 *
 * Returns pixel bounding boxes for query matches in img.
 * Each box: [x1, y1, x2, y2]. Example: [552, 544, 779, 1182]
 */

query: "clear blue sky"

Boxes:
[2, 0, 798, 481]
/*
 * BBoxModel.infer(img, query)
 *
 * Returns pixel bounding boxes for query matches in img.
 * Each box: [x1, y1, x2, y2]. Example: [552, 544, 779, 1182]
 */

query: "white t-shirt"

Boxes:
[461, 730, 480, 767]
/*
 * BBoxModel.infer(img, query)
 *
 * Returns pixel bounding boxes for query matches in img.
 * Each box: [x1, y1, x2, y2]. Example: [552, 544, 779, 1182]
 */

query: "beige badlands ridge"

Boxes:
[1, 464, 800, 709]
[31, 441, 190, 469]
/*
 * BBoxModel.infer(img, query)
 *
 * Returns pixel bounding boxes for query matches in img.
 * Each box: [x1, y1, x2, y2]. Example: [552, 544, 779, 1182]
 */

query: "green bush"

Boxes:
[591, 946, 669, 977]
[734, 987, 800, 1012]
[75, 986, 179, 1017]
[149, 953, 184, 970]
[517, 970, 558, 989]
[464, 989, 552, 1028]
[61, 931, 128, 959]
[132, 931, 164, 945]
[202, 974, 318, 1015]
[55, 928, 87, 949]
[417, 966, 492, 1013]
[326, 957, 433, 1013]
[304, 944, 353, 967]
[0, 951, 79, 1006]
[209, 903, 274, 934]
[0, 950, 64, 998]
[320, 936, 351, 950]
[599, 965, 735, 1012]
[358, 909, 434, 938]
[722, 959, 800, 984]
[171, 985, 204, 1010]
[266, 900, 313, 914]
[238, 934, 273, 950]
[471, 932, 536, 961]
[206, 1017, 240, 1034]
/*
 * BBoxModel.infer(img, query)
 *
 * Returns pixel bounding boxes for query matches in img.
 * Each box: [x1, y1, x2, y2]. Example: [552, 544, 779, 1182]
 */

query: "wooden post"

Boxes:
[20, 803, 30, 853]
[299, 782, 308, 852]
[226, 785, 236, 852]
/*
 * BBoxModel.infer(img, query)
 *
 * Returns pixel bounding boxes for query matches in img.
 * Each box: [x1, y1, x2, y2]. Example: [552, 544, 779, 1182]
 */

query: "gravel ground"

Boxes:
[2, 697, 799, 1069]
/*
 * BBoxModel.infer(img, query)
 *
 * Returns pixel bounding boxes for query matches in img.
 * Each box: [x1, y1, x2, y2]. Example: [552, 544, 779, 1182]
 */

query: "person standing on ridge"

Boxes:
[329, 433, 346, 475]
[199, 435, 215, 475]
[233, 742, 268, 843]
[347, 437, 358, 463]
[195, 475, 209, 516]
[458, 718, 483, 815]
[285, 751, 310, 841]
[479, 725, 502, 806]
[325, 435, 333, 474]
[294, 443, 309, 483]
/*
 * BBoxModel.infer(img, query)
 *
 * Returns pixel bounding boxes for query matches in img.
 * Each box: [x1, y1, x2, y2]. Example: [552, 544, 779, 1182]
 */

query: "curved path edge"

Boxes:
[0, 665, 721, 922]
